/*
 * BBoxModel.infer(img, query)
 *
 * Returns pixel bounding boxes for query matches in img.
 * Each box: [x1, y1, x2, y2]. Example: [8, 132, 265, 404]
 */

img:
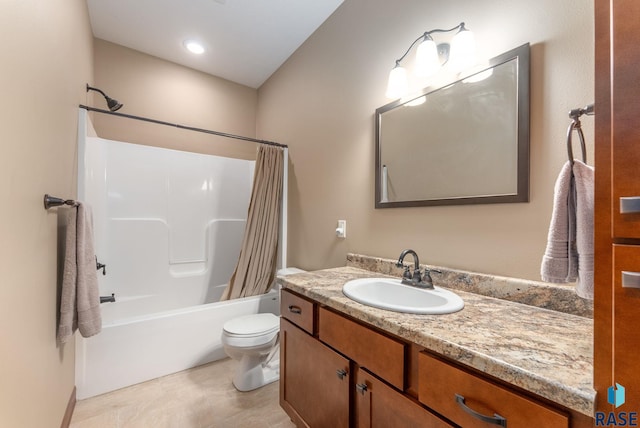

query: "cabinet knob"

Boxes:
[620, 197, 640, 214]
[356, 383, 368, 395]
[622, 271, 640, 289]
[288, 305, 302, 314]
[455, 394, 506, 427]
[336, 369, 348, 380]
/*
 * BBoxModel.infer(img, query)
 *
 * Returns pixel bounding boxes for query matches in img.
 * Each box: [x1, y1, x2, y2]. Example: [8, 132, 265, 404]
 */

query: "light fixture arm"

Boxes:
[392, 22, 466, 67]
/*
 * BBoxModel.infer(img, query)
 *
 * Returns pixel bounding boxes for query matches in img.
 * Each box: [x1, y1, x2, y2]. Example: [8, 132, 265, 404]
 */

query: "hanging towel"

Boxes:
[541, 161, 578, 283]
[57, 203, 102, 343]
[572, 160, 595, 299]
[540, 160, 594, 300]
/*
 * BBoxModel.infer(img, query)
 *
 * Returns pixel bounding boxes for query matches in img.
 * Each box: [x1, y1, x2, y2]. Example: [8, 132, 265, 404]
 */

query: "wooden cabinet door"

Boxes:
[611, 0, 640, 239]
[354, 367, 452, 428]
[613, 245, 640, 408]
[595, 0, 640, 413]
[280, 318, 350, 428]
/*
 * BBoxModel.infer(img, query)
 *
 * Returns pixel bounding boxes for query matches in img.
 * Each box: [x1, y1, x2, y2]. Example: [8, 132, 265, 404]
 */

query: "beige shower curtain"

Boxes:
[222, 145, 284, 300]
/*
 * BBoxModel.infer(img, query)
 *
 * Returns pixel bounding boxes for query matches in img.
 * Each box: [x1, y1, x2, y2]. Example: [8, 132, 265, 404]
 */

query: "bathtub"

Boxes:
[75, 285, 280, 399]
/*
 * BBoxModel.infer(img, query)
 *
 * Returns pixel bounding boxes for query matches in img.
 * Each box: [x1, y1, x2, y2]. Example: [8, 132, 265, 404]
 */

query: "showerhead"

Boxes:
[86, 84, 123, 112]
[104, 96, 123, 112]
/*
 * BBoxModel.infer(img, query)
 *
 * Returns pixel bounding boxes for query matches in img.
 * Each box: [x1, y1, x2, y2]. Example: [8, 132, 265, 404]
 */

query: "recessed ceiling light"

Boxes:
[184, 40, 205, 55]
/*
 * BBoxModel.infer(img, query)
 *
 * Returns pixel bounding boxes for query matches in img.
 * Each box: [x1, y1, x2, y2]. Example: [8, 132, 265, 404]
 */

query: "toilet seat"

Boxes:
[222, 313, 279, 348]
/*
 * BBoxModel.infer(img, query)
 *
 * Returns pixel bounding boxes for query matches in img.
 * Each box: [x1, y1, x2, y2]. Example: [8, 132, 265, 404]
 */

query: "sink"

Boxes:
[342, 277, 464, 315]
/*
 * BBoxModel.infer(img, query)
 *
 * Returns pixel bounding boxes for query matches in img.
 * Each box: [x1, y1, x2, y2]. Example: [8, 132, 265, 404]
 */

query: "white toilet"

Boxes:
[221, 267, 305, 392]
[221, 312, 281, 391]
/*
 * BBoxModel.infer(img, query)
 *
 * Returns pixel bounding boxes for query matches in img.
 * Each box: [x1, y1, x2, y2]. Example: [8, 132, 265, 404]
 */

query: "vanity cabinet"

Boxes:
[594, 0, 640, 411]
[280, 289, 449, 428]
[280, 289, 585, 427]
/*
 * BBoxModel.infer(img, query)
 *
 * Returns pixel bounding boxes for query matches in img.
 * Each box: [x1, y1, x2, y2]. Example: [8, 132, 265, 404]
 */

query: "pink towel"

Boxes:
[57, 203, 102, 343]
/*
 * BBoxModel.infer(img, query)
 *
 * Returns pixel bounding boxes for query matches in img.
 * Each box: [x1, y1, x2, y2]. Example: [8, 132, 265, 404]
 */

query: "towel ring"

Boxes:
[566, 119, 587, 165]
[566, 104, 594, 165]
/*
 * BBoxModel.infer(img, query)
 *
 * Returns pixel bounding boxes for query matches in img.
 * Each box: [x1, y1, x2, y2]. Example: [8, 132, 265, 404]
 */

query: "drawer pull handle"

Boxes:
[356, 383, 368, 395]
[336, 369, 348, 380]
[622, 271, 640, 289]
[288, 305, 302, 314]
[455, 394, 506, 427]
[620, 197, 640, 214]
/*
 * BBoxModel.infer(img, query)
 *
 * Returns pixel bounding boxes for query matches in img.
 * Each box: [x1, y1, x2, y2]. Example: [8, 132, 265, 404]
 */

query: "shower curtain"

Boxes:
[222, 145, 284, 300]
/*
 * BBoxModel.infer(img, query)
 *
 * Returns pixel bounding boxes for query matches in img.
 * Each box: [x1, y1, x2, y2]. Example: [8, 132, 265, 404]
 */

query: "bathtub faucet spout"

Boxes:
[100, 293, 115, 304]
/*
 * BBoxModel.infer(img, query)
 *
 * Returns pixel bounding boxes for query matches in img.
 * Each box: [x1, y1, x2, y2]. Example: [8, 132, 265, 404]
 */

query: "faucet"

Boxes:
[96, 256, 106, 276]
[100, 293, 116, 304]
[395, 249, 436, 289]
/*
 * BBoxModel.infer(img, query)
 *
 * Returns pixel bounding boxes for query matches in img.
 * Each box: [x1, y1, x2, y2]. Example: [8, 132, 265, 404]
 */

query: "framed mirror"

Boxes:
[375, 43, 530, 208]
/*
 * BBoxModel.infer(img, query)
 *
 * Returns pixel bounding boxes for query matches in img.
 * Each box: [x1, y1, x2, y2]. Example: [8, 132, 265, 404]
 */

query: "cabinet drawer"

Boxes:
[319, 307, 406, 390]
[418, 353, 568, 428]
[280, 289, 315, 335]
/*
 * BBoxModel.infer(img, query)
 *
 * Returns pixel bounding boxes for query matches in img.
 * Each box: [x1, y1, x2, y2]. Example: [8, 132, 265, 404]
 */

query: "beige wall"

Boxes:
[0, 1, 94, 427]
[91, 39, 259, 160]
[257, 0, 594, 280]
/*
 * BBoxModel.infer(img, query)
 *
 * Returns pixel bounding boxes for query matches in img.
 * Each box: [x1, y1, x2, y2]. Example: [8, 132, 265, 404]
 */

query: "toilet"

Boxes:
[221, 267, 305, 391]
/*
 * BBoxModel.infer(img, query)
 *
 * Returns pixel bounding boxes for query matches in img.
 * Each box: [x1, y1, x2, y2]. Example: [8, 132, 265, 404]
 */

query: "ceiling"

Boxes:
[86, 0, 344, 89]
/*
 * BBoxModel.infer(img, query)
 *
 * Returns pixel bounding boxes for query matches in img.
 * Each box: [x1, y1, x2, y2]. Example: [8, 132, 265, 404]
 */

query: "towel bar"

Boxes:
[43, 194, 77, 210]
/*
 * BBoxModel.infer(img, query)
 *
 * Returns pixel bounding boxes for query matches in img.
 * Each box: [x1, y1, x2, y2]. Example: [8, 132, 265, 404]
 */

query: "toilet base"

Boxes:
[232, 347, 280, 392]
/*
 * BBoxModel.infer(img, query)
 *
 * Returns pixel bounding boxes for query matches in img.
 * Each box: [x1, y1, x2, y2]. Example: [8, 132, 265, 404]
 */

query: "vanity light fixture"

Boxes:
[386, 22, 476, 100]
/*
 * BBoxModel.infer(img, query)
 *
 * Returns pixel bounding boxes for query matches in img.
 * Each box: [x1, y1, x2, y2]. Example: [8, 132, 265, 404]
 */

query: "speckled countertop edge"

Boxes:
[277, 266, 595, 417]
[346, 253, 594, 318]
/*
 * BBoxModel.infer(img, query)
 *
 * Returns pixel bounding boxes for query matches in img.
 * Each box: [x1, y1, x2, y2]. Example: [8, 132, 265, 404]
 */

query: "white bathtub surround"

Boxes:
[75, 288, 279, 399]
[74, 110, 289, 399]
[224, 145, 285, 300]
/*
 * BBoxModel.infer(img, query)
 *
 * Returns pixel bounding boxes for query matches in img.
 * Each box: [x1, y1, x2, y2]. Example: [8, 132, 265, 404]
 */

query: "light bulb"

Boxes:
[415, 38, 440, 77]
[449, 29, 476, 72]
[386, 66, 408, 99]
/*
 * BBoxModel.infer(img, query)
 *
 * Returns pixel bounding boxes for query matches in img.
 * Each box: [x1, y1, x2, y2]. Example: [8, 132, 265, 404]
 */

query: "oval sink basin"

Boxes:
[343, 278, 464, 315]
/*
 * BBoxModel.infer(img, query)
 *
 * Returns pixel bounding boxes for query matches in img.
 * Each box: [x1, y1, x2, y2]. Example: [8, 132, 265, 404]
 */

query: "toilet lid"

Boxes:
[223, 313, 279, 337]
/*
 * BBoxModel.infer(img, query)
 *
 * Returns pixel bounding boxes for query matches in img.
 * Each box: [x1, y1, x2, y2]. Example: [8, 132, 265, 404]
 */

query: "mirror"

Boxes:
[375, 43, 530, 208]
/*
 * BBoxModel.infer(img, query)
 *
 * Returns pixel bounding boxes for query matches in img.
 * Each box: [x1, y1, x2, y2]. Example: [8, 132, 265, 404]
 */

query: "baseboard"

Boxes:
[60, 386, 76, 428]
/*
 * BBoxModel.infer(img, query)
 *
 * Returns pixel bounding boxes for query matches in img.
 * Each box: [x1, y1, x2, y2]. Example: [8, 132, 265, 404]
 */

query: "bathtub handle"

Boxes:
[288, 305, 302, 315]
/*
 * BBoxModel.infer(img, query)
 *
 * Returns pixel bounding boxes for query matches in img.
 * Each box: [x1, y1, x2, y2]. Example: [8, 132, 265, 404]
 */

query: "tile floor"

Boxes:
[70, 358, 296, 428]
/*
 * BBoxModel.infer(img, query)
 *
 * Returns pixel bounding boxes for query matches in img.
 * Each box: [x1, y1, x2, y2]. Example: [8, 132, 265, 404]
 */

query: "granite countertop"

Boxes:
[277, 266, 595, 417]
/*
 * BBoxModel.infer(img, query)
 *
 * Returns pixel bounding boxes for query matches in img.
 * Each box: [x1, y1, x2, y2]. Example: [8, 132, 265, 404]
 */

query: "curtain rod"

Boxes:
[79, 104, 288, 149]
